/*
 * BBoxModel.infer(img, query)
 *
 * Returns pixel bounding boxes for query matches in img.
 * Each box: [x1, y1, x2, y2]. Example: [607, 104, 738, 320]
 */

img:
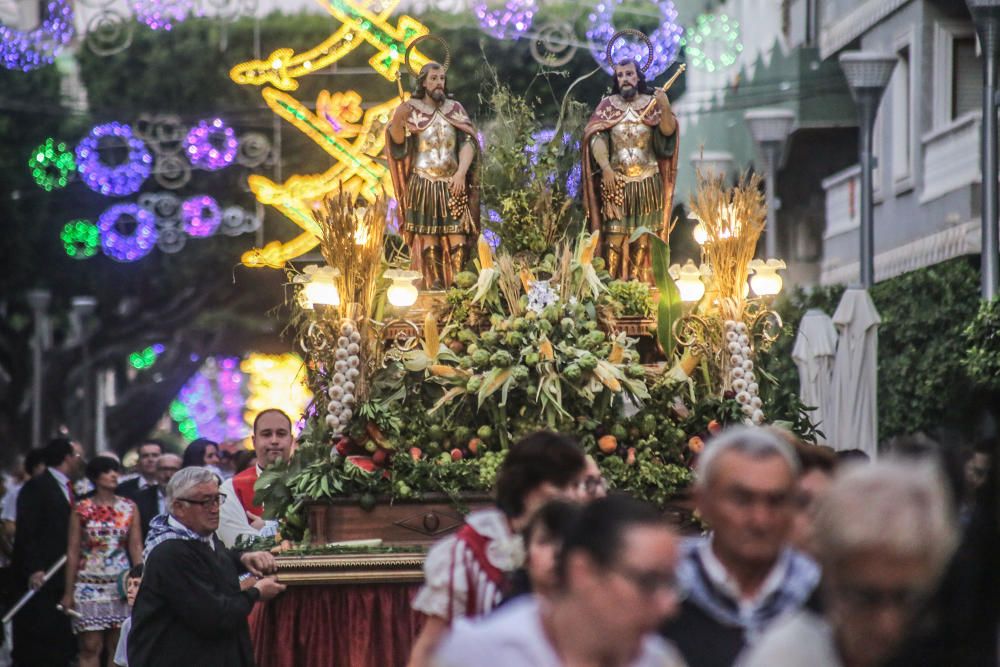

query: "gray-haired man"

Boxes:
[127, 467, 285, 667]
[660, 427, 820, 667]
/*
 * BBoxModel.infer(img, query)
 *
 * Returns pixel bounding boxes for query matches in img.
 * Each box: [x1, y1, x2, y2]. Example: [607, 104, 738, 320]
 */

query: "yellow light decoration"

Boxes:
[232, 0, 433, 268]
[241, 353, 313, 430]
[229, 0, 431, 90]
[384, 268, 421, 307]
[748, 259, 786, 296]
[238, 89, 404, 268]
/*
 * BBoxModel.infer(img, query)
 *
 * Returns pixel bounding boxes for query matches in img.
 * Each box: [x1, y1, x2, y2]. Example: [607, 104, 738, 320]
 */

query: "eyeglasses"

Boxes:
[835, 582, 928, 612]
[612, 564, 679, 597]
[176, 493, 227, 508]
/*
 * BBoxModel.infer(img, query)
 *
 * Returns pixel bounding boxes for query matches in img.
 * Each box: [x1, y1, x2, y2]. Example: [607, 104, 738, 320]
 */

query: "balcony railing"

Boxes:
[920, 112, 980, 204]
[821, 164, 861, 240]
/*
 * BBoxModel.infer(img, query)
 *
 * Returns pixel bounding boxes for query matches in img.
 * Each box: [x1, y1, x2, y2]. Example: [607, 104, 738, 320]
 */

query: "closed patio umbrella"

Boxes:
[791, 309, 838, 444]
[827, 288, 881, 457]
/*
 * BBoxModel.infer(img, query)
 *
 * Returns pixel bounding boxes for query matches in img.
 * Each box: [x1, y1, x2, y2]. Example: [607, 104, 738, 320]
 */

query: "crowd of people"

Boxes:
[0, 412, 994, 667]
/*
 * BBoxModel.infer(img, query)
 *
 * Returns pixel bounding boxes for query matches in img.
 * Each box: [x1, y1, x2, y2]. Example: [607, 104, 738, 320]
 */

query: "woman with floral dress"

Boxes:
[61, 456, 143, 667]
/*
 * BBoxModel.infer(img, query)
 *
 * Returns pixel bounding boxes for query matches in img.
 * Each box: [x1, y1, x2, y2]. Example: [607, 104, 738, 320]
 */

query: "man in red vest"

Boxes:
[217, 409, 293, 547]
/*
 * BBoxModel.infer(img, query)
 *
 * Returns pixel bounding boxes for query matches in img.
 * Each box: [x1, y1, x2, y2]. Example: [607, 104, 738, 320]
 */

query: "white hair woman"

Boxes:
[739, 459, 959, 667]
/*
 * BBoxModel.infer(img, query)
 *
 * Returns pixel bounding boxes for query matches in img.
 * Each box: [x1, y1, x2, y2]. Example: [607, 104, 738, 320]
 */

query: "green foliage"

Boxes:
[963, 297, 1000, 392]
[603, 280, 653, 318]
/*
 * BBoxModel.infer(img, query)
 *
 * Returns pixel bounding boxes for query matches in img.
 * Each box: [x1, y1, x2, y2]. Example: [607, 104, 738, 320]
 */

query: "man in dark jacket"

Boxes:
[11, 438, 85, 667]
[115, 439, 163, 500]
[128, 466, 285, 667]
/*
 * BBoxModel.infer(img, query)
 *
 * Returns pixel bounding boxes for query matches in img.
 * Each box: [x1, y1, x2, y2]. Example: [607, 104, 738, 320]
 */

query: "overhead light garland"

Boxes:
[29, 138, 76, 191]
[60, 220, 100, 259]
[681, 13, 742, 72]
[185, 118, 239, 171]
[129, 343, 165, 370]
[170, 356, 249, 443]
[0, 0, 73, 72]
[131, 0, 194, 31]
[98, 203, 158, 262]
[181, 194, 222, 237]
[586, 0, 683, 79]
[474, 0, 536, 41]
[75, 122, 153, 197]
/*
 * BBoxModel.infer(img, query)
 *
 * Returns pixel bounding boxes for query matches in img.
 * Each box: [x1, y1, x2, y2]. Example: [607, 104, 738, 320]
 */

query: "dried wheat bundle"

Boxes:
[496, 254, 525, 316]
[312, 187, 389, 402]
[689, 171, 766, 316]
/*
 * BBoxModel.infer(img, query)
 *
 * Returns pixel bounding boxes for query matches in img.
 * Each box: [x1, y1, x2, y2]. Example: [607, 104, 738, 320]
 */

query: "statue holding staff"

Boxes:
[582, 30, 680, 282]
[386, 36, 481, 289]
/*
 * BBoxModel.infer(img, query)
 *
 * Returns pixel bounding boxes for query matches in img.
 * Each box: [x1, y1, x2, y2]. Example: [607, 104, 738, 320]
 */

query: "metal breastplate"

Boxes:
[413, 112, 458, 181]
[609, 107, 658, 180]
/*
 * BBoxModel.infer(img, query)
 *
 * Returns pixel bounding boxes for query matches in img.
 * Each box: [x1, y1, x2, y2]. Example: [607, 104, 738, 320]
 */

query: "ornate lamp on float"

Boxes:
[671, 172, 786, 424]
[384, 269, 421, 308]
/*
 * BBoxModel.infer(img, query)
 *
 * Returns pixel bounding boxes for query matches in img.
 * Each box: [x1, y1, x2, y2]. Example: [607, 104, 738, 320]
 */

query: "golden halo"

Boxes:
[405, 35, 451, 78]
[605, 29, 653, 74]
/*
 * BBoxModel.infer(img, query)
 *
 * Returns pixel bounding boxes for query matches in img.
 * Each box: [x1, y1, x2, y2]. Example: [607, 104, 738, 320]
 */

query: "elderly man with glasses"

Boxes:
[127, 467, 286, 667]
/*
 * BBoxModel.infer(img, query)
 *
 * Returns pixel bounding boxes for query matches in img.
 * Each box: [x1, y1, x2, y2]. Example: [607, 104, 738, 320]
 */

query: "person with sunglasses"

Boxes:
[127, 467, 285, 667]
[433, 495, 686, 667]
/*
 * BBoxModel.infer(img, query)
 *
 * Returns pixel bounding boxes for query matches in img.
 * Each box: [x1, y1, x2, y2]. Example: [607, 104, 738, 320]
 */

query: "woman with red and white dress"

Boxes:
[61, 456, 143, 667]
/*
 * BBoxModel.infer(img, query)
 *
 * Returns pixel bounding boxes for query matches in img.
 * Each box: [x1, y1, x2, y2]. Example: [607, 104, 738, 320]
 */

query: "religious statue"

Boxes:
[582, 30, 680, 282]
[386, 36, 480, 290]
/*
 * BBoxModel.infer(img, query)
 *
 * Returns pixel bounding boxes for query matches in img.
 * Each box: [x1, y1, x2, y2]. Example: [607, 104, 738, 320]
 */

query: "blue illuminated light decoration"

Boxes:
[170, 356, 248, 443]
[185, 118, 239, 171]
[0, 0, 73, 72]
[76, 122, 153, 196]
[182, 195, 222, 237]
[131, 0, 194, 31]
[98, 203, 158, 262]
[586, 0, 683, 79]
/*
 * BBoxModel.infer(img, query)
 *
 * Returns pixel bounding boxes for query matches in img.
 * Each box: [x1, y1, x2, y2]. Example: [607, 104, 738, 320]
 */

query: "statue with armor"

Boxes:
[386, 37, 480, 289]
[582, 30, 679, 282]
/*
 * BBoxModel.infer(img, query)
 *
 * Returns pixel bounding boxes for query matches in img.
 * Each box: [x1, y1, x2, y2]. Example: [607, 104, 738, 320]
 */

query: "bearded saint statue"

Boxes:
[582, 31, 680, 282]
[386, 37, 480, 290]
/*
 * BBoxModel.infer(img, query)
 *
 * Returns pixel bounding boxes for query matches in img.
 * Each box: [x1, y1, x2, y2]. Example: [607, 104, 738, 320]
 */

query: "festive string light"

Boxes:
[60, 219, 100, 259]
[29, 138, 76, 191]
[131, 0, 193, 31]
[586, 0, 683, 79]
[129, 343, 165, 370]
[181, 195, 222, 237]
[0, 0, 73, 72]
[76, 122, 153, 196]
[185, 118, 239, 171]
[98, 203, 158, 262]
[240, 353, 312, 429]
[474, 0, 536, 41]
[681, 13, 742, 72]
[229, 0, 431, 91]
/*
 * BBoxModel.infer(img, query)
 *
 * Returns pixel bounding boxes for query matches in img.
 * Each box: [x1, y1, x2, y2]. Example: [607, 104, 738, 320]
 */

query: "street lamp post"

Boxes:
[690, 150, 734, 182]
[838, 52, 897, 289]
[70, 296, 98, 454]
[967, 0, 1000, 300]
[26, 289, 51, 448]
[744, 109, 796, 260]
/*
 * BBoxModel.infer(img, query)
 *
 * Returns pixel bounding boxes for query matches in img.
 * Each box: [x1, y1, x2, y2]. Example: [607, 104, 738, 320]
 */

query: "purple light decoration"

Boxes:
[185, 118, 238, 171]
[181, 195, 222, 237]
[474, 0, 536, 40]
[131, 0, 194, 31]
[98, 203, 158, 262]
[75, 123, 153, 196]
[586, 0, 683, 79]
[174, 356, 248, 443]
[0, 0, 73, 72]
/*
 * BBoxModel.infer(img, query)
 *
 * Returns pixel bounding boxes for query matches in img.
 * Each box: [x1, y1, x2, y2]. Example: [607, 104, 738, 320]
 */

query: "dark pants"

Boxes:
[11, 580, 76, 667]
